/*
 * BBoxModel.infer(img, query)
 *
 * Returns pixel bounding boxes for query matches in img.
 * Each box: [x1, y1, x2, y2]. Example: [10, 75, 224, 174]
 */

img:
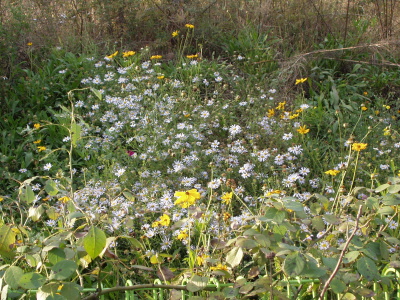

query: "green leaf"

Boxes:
[122, 191, 135, 202]
[377, 206, 395, 215]
[343, 251, 359, 264]
[236, 238, 259, 249]
[20, 185, 35, 204]
[47, 248, 66, 266]
[4, 266, 24, 289]
[283, 252, 305, 277]
[37, 283, 60, 300]
[253, 234, 270, 247]
[301, 260, 326, 278]
[18, 272, 46, 289]
[330, 278, 346, 294]
[70, 122, 81, 147]
[44, 180, 59, 196]
[0, 225, 16, 258]
[382, 194, 400, 205]
[50, 260, 78, 280]
[186, 275, 208, 292]
[356, 257, 379, 281]
[323, 214, 341, 225]
[28, 205, 45, 222]
[90, 87, 102, 100]
[282, 200, 304, 212]
[387, 184, 400, 194]
[222, 286, 239, 298]
[226, 247, 243, 268]
[83, 226, 106, 259]
[59, 283, 82, 300]
[366, 197, 379, 210]
[375, 183, 390, 193]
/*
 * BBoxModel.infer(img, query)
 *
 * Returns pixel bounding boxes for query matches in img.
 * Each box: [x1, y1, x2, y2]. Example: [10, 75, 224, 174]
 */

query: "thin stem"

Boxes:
[318, 205, 363, 300]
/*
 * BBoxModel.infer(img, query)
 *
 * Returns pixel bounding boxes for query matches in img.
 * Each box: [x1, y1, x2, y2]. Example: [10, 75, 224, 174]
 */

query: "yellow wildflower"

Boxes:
[210, 263, 228, 271]
[352, 143, 367, 152]
[363, 91, 368, 96]
[106, 51, 118, 59]
[174, 189, 201, 208]
[150, 55, 162, 60]
[383, 127, 391, 136]
[297, 125, 310, 135]
[324, 169, 340, 176]
[276, 101, 286, 110]
[34, 123, 41, 129]
[177, 230, 188, 240]
[27, 42, 33, 46]
[295, 78, 308, 85]
[157, 75, 165, 79]
[172, 30, 179, 37]
[185, 24, 195, 29]
[289, 113, 299, 119]
[122, 51, 136, 58]
[196, 254, 209, 266]
[267, 109, 275, 117]
[383, 105, 390, 110]
[0, 197, 3, 202]
[33, 139, 41, 144]
[361, 106, 368, 111]
[221, 192, 233, 205]
[186, 54, 198, 59]
[266, 190, 281, 196]
[37, 146, 46, 152]
[152, 214, 171, 227]
[58, 196, 71, 203]
[223, 212, 231, 222]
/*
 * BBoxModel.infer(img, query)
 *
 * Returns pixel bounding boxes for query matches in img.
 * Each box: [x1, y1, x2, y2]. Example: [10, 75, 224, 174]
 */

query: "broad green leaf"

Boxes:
[44, 180, 59, 196]
[377, 206, 394, 215]
[311, 216, 326, 232]
[222, 287, 239, 298]
[4, 266, 24, 289]
[122, 191, 135, 202]
[90, 87, 102, 100]
[60, 283, 82, 300]
[18, 272, 46, 289]
[28, 205, 45, 222]
[301, 260, 326, 278]
[283, 200, 304, 212]
[0, 225, 16, 258]
[375, 183, 390, 193]
[322, 257, 338, 271]
[20, 185, 35, 204]
[236, 238, 259, 249]
[387, 184, 400, 194]
[382, 194, 400, 206]
[330, 278, 346, 294]
[283, 252, 305, 276]
[356, 257, 379, 281]
[342, 293, 356, 300]
[253, 234, 270, 247]
[83, 226, 106, 259]
[70, 122, 81, 147]
[50, 260, 78, 280]
[362, 242, 380, 260]
[48, 248, 66, 266]
[366, 197, 379, 210]
[343, 251, 359, 264]
[37, 283, 60, 300]
[323, 214, 341, 225]
[186, 275, 208, 292]
[226, 247, 243, 268]
[46, 207, 60, 220]
[342, 272, 360, 283]
[356, 288, 375, 297]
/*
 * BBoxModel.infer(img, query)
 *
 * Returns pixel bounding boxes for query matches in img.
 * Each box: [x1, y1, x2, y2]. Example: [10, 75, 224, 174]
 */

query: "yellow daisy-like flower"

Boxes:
[221, 192, 233, 205]
[177, 230, 188, 240]
[172, 30, 179, 37]
[34, 123, 41, 129]
[210, 263, 228, 271]
[27, 42, 33, 46]
[122, 51, 136, 58]
[361, 106, 368, 111]
[276, 101, 286, 110]
[266, 190, 281, 196]
[196, 254, 209, 266]
[152, 214, 171, 227]
[223, 212, 231, 222]
[267, 109, 275, 118]
[150, 55, 162, 60]
[324, 169, 340, 176]
[174, 189, 201, 208]
[58, 196, 71, 203]
[185, 24, 195, 29]
[352, 143, 368, 152]
[383, 105, 390, 110]
[0, 196, 4, 202]
[33, 139, 41, 144]
[106, 51, 119, 59]
[295, 78, 308, 85]
[186, 54, 198, 59]
[37, 146, 46, 152]
[157, 75, 165, 79]
[297, 125, 310, 135]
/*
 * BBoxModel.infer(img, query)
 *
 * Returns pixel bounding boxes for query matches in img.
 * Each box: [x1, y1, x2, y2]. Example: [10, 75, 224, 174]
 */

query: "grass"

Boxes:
[0, 1, 400, 299]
